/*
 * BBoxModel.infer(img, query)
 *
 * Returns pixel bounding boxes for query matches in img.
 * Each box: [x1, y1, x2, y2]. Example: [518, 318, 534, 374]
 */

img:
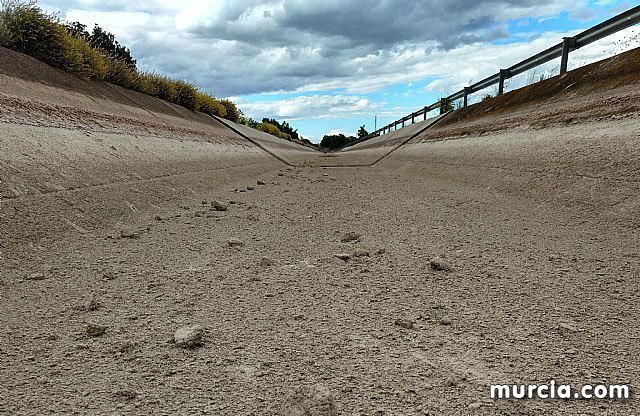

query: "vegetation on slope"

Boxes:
[0, 0, 319, 145]
[0, 0, 232, 119]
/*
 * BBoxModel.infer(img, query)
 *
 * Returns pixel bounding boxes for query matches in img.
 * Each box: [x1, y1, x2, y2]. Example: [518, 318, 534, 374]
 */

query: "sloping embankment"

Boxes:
[0, 46, 316, 253]
[379, 47, 640, 224]
[334, 46, 640, 173]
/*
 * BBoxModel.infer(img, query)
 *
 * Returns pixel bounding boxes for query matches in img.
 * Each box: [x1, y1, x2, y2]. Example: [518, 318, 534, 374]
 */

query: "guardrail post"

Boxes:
[498, 69, 510, 95]
[560, 36, 577, 74]
[411, 113, 415, 124]
[402, 118, 405, 127]
[463, 87, 471, 107]
[423, 107, 427, 120]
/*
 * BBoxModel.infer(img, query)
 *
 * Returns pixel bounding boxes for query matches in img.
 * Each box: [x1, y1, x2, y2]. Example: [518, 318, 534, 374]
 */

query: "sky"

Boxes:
[40, 0, 639, 142]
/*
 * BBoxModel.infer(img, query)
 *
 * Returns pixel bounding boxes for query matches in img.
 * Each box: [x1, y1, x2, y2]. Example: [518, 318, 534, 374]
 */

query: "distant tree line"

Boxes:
[320, 125, 368, 150]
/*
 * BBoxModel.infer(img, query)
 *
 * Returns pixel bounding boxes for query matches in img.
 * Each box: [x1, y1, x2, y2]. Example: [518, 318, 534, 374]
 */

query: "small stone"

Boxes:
[86, 323, 107, 337]
[26, 272, 46, 281]
[430, 258, 452, 272]
[335, 253, 350, 261]
[258, 257, 274, 267]
[120, 230, 138, 239]
[211, 200, 228, 211]
[228, 238, 244, 248]
[247, 186, 256, 191]
[376, 248, 386, 255]
[116, 340, 136, 354]
[353, 249, 370, 258]
[278, 172, 284, 176]
[257, 180, 266, 185]
[558, 322, 579, 333]
[174, 325, 204, 348]
[154, 215, 162, 221]
[280, 384, 337, 416]
[341, 232, 360, 243]
[439, 317, 452, 326]
[229, 200, 238, 205]
[116, 389, 137, 400]
[395, 319, 415, 329]
[239, 188, 247, 193]
[468, 401, 482, 409]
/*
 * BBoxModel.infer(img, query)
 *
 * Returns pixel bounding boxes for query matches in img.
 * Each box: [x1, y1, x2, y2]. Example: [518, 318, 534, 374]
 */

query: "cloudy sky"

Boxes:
[41, 0, 638, 142]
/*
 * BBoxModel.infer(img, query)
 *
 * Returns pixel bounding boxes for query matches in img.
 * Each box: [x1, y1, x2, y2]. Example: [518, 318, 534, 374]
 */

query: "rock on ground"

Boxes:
[429, 257, 452, 272]
[280, 384, 338, 416]
[174, 325, 204, 348]
[341, 232, 361, 243]
[86, 323, 107, 337]
[120, 230, 138, 239]
[211, 200, 228, 211]
[395, 319, 415, 329]
[228, 238, 244, 248]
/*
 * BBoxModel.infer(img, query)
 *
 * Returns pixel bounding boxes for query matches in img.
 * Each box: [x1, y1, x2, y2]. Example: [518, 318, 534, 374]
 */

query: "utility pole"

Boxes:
[374, 115, 377, 131]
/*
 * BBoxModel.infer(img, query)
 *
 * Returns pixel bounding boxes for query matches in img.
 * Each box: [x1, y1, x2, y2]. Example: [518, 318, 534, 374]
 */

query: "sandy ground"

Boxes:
[1, 141, 639, 415]
[2, 46, 640, 415]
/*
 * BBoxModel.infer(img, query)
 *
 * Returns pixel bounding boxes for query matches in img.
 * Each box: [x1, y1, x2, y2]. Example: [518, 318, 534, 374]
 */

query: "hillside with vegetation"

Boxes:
[0, 0, 311, 145]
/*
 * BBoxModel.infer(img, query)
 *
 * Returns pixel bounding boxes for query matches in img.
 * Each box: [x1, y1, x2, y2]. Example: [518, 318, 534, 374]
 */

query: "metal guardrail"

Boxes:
[360, 5, 640, 140]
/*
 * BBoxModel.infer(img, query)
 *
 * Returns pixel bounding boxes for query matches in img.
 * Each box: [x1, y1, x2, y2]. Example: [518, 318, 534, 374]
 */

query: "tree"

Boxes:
[439, 97, 454, 112]
[219, 98, 240, 122]
[238, 110, 259, 128]
[262, 118, 299, 141]
[89, 24, 136, 69]
[357, 125, 368, 138]
[64, 21, 89, 40]
[320, 133, 357, 150]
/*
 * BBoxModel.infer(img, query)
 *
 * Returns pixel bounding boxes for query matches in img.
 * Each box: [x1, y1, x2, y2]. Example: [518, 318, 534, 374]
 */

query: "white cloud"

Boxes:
[40, 0, 605, 97]
[235, 95, 385, 120]
[37, 0, 638, 125]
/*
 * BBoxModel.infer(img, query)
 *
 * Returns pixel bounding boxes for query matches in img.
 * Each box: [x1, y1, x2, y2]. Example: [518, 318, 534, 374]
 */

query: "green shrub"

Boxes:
[257, 122, 290, 140]
[63, 32, 108, 80]
[195, 93, 227, 117]
[0, 0, 68, 68]
[150, 74, 178, 102]
[133, 72, 179, 102]
[219, 98, 239, 122]
[172, 80, 198, 110]
[261, 118, 299, 141]
[104, 58, 138, 88]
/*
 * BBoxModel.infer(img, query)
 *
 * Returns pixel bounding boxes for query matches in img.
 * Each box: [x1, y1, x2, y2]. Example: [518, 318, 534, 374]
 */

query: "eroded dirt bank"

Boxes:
[1, 46, 640, 415]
